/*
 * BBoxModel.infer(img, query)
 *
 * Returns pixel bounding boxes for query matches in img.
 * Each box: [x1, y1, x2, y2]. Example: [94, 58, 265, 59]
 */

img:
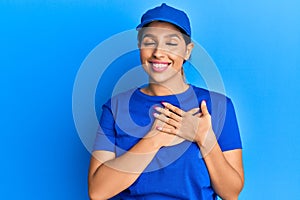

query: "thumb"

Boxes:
[187, 107, 200, 115]
[200, 100, 209, 115]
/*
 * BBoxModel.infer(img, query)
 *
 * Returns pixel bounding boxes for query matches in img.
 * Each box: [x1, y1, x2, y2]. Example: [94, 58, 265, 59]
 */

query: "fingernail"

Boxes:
[161, 101, 167, 106]
[202, 100, 206, 105]
[156, 126, 162, 130]
[154, 106, 161, 111]
[153, 113, 159, 117]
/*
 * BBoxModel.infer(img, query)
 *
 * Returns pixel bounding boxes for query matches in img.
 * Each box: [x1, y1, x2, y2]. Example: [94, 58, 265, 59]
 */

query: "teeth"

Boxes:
[153, 63, 168, 68]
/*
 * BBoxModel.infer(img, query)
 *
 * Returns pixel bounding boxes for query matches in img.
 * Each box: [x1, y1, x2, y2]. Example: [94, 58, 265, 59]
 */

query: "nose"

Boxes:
[153, 43, 166, 58]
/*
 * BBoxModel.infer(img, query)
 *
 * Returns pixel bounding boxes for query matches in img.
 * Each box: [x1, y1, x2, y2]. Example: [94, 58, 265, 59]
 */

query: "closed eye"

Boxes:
[166, 43, 178, 46]
[143, 42, 156, 46]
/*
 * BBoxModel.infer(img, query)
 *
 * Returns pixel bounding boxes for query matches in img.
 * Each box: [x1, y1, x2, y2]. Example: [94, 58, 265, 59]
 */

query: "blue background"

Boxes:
[1, 0, 299, 199]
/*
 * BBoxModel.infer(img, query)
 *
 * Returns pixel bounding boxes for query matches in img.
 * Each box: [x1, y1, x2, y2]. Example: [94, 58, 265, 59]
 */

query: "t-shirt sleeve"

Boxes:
[93, 102, 116, 152]
[216, 98, 242, 151]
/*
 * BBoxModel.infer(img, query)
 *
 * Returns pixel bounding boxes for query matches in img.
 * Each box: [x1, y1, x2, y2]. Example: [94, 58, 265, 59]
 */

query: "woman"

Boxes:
[88, 3, 244, 200]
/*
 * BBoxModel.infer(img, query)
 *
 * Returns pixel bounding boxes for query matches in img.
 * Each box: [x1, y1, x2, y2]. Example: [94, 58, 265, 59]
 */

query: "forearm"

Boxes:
[89, 137, 160, 200]
[199, 130, 244, 200]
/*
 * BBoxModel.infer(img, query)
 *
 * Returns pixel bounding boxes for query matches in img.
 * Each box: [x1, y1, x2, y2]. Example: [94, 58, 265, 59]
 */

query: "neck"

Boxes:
[143, 76, 189, 96]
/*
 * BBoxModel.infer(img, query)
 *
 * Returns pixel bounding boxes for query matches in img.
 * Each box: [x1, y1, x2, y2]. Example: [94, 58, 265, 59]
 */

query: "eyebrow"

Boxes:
[142, 33, 156, 39]
[166, 34, 182, 40]
[142, 33, 182, 40]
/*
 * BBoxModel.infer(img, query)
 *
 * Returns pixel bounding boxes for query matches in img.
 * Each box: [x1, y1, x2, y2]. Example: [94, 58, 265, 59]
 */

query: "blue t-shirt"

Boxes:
[93, 85, 242, 200]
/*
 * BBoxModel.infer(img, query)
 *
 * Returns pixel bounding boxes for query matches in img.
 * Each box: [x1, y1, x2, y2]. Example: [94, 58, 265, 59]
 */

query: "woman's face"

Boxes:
[139, 21, 193, 84]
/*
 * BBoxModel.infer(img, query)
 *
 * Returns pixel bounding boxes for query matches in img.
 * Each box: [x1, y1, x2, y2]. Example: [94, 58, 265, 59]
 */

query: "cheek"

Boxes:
[169, 52, 185, 63]
[139, 51, 146, 64]
[140, 49, 152, 62]
[168, 47, 186, 61]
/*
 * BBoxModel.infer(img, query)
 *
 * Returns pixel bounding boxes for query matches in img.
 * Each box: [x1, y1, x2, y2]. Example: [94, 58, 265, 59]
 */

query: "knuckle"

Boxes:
[170, 113, 176, 119]
[166, 110, 171, 117]
[170, 121, 176, 127]
[176, 124, 181, 130]
[157, 114, 163, 120]
[177, 117, 182, 122]
[167, 118, 172, 124]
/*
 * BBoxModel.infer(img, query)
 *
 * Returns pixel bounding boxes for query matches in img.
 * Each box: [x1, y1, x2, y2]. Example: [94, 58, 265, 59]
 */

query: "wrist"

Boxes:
[197, 128, 217, 157]
[143, 130, 163, 150]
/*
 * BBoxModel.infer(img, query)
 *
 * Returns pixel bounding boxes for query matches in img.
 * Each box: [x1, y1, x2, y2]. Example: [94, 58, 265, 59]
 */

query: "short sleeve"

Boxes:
[93, 102, 116, 152]
[216, 98, 242, 151]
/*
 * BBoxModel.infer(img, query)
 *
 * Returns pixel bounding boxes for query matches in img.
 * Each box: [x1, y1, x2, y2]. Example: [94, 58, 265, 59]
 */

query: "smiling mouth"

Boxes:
[150, 61, 170, 72]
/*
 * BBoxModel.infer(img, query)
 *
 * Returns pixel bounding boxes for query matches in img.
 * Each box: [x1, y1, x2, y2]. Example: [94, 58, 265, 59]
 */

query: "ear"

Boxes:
[184, 42, 194, 60]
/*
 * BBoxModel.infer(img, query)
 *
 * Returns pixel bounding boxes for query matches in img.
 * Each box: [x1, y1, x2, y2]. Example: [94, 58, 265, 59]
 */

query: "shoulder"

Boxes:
[112, 87, 139, 101]
[190, 85, 233, 105]
[103, 87, 138, 106]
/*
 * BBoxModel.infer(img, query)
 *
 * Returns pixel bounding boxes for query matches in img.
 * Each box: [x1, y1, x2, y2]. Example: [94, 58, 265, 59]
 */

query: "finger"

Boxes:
[159, 123, 175, 131]
[201, 100, 209, 115]
[194, 113, 201, 117]
[156, 126, 177, 135]
[187, 107, 200, 116]
[153, 112, 180, 128]
[161, 102, 184, 116]
[154, 106, 182, 122]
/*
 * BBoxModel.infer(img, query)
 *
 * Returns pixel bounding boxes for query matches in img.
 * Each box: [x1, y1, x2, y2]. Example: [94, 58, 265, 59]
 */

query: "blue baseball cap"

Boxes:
[136, 3, 191, 37]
